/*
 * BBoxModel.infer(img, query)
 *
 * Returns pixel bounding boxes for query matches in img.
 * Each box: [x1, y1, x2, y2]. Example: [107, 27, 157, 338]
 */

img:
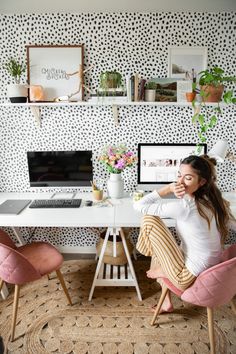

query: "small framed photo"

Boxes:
[149, 78, 179, 102]
[26, 45, 84, 102]
[168, 46, 207, 80]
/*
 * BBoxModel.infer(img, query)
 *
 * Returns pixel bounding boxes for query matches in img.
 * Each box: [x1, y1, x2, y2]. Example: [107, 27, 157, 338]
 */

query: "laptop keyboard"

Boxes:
[29, 199, 82, 208]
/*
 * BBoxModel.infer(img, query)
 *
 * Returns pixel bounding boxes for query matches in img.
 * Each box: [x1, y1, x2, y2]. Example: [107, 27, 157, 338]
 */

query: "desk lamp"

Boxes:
[208, 140, 236, 163]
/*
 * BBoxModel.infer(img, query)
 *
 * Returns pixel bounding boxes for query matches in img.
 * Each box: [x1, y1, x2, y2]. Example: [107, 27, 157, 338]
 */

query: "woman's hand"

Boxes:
[169, 182, 186, 199]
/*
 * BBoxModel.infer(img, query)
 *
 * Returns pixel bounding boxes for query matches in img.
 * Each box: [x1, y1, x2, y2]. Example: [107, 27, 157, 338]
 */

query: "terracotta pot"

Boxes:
[201, 84, 224, 102]
[96, 232, 133, 266]
[185, 92, 196, 102]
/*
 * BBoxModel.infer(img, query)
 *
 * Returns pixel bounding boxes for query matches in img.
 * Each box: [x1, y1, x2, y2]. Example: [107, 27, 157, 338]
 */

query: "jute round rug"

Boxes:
[0, 260, 235, 354]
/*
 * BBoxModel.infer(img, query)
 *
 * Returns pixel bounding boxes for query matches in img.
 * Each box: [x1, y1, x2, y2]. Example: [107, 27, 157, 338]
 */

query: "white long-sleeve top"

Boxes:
[134, 191, 235, 276]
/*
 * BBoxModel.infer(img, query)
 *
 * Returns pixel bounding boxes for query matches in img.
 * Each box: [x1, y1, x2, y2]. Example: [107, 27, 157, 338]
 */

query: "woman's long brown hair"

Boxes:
[181, 155, 234, 243]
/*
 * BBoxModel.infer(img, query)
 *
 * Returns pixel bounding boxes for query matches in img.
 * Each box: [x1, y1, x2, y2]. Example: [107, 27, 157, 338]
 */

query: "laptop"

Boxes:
[0, 200, 31, 215]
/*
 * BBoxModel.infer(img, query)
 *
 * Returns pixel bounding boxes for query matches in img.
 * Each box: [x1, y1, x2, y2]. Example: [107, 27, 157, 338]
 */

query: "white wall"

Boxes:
[1, 0, 236, 13]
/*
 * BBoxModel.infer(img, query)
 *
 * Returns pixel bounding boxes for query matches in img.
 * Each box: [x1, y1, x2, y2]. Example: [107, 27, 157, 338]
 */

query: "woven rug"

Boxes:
[0, 259, 235, 354]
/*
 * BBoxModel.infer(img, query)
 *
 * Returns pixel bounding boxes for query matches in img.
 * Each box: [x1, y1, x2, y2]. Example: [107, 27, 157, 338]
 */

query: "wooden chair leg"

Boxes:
[11, 284, 20, 342]
[56, 269, 72, 306]
[207, 307, 215, 354]
[0, 279, 4, 292]
[151, 286, 169, 326]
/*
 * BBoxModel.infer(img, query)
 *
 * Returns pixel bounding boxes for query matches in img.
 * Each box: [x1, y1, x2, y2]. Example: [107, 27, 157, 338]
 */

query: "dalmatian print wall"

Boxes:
[0, 12, 235, 247]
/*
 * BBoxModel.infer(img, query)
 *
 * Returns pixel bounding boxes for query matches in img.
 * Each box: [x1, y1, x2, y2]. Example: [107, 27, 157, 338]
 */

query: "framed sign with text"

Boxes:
[26, 45, 84, 102]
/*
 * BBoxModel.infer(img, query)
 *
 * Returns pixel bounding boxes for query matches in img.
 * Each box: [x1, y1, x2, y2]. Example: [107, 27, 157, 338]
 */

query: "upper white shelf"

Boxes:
[0, 101, 229, 107]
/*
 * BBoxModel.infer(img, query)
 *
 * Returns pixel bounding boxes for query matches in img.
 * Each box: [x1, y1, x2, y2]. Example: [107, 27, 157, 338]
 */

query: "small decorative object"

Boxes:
[192, 66, 236, 148]
[65, 63, 94, 101]
[185, 91, 196, 102]
[29, 85, 44, 102]
[99, 144, 137, 199]
[26, 45, 84, 102]
[168, 46, 207, 80]
[4, 57, 28, 103]
[99, 70, 123, 95]
[130, 189, 144, 202]
[91, 181, 103, 201]
[144, 81, 156, 102]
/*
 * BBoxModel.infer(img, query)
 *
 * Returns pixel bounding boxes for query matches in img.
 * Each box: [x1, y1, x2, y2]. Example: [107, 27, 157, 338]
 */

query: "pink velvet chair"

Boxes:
[0, 229, 72, 341]
[151, 244, 236, 354]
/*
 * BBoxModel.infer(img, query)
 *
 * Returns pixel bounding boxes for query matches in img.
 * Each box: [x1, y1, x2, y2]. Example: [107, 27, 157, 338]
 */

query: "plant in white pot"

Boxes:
[4, 58, 28, 103]
[144, 81, 156, 102]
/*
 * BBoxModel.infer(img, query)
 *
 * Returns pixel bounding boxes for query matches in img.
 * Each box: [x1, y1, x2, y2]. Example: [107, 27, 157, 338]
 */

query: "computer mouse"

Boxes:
[85, 200, 93, 206]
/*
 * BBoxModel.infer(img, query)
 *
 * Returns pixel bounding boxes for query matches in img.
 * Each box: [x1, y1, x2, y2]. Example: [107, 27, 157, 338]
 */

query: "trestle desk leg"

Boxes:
[89, 227, 110, 301]
[119, 227, 142, 301]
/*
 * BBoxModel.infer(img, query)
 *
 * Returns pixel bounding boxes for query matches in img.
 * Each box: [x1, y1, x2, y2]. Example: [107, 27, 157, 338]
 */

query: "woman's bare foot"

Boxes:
[151, 292, 174, 314]
[146, 267, 166, 279]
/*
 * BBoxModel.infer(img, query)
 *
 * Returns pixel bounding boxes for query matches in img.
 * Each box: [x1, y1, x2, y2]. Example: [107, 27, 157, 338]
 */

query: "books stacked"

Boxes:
[87, 88, 128, 103]
[126, 74, 146, 102]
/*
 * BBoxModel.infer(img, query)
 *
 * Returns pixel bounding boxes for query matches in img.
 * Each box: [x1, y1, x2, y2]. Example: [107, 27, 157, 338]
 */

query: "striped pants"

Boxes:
[136, 215, 196, 290]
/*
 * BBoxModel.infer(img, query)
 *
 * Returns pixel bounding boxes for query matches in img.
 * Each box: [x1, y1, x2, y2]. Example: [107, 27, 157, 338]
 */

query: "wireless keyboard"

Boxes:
[29, 199, 82, 208]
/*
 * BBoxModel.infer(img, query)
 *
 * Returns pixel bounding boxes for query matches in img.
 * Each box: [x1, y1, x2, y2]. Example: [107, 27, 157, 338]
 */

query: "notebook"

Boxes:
[0, 200, 31, 214]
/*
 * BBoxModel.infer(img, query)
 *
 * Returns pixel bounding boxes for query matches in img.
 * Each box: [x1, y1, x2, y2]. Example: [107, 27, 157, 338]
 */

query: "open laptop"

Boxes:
[0, 200, 31, 215]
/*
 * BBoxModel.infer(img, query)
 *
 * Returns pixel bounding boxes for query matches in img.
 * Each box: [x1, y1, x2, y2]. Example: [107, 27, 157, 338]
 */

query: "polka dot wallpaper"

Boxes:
[0, 12, 235, 246]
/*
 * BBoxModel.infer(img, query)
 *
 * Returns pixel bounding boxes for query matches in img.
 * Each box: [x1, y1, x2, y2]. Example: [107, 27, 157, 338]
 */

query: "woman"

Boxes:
[134, 155, 236, 313]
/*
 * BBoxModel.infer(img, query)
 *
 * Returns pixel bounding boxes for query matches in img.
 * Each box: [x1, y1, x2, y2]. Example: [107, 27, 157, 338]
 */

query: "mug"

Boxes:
[130, 189, 144, 202]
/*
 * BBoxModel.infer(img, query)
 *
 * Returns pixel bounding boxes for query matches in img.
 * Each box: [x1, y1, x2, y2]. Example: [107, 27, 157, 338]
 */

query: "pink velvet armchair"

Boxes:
[151, 244, 236, 354]
[0, 229, 72, 341]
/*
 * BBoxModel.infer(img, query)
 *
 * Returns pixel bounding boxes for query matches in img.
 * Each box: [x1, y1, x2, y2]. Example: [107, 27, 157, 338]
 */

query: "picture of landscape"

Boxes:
[150, 78, 178, 102]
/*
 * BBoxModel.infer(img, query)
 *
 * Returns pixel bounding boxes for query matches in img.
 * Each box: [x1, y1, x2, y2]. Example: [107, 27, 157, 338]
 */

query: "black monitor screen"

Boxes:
[138, 143, 207, 185]
[27, 151, 93, 187]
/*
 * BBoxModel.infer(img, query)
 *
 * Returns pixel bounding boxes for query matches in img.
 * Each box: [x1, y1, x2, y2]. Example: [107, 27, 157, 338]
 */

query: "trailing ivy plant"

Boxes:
[191, 68, 236, 153]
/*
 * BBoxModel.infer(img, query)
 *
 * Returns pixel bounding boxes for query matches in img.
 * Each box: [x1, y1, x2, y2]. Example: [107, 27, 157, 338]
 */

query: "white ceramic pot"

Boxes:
[7, 84, 28, 103]
[145, 89, 156, 102]
[107, 173, 124, 199]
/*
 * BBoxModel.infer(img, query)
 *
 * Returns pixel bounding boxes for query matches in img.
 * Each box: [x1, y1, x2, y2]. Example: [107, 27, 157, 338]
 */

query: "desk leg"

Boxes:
[120, 228, 142, 301]
[89, 228, 110, 301]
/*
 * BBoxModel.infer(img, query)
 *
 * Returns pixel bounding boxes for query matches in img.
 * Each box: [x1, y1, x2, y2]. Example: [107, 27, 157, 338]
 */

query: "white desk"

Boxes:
[0, 192, 235, 301]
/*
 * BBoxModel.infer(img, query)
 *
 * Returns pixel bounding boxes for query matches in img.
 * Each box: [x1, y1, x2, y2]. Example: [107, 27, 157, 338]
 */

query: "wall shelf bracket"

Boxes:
[30, 106, 41, 127]
[112, 104, 119, 126]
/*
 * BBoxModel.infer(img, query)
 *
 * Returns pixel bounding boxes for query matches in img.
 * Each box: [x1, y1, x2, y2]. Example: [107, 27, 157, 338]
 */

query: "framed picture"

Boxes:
[26, 45, 84, 102]
[149, 78, 179, 102]
[168, 46, 207, 80]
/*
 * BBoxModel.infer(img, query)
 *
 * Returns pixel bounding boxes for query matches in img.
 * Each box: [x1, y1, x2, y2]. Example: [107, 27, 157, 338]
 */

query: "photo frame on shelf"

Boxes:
[149, 78, 179, 102]
[168, 46, 207, 80]
[26, 45, 84, 102]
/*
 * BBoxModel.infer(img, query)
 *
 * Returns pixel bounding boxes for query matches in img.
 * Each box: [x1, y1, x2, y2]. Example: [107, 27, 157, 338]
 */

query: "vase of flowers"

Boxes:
[99, 144, 137, 199]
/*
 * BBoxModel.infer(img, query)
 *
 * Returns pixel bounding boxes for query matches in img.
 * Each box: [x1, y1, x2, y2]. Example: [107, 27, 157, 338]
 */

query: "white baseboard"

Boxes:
[56, 245, 96, 254]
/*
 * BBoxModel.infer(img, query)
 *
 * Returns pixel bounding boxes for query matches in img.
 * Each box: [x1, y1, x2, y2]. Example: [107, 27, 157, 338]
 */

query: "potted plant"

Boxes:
[191, 66, 236, 152]
[144, 81, 156, 102]
[198, 66, 236, 102]
[4, 57, 28, 103]
[99, 70, 123, 95]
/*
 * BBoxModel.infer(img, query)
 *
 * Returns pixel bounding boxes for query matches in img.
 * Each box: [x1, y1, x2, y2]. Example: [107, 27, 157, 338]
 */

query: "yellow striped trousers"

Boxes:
[136, 215, 196, 290]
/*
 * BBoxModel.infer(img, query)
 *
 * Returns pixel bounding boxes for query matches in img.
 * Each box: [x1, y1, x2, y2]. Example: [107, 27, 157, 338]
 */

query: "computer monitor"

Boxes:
[137, 143, 207, 191]
[27, 151, 93, 187]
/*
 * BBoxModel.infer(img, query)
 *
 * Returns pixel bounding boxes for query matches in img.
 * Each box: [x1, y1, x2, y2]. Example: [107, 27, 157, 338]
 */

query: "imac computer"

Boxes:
[137, 143, 207, 192]
[27, 151, 93, 188]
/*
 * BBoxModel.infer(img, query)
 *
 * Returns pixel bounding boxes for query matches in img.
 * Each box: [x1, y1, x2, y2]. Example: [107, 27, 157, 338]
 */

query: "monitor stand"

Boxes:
[51, 192, 76, 199]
